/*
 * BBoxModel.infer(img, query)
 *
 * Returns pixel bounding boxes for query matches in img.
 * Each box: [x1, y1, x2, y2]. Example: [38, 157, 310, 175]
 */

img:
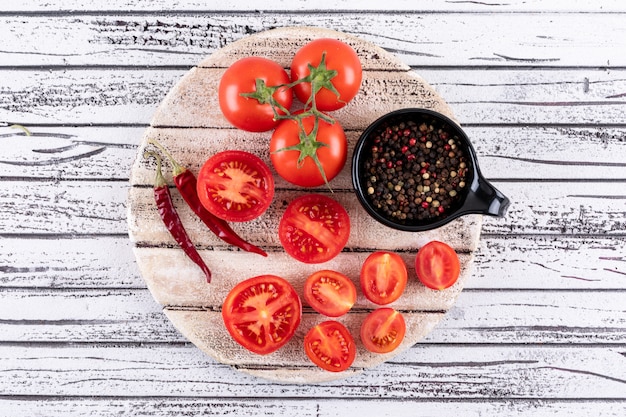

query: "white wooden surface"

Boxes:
[1, 1, 625, 415]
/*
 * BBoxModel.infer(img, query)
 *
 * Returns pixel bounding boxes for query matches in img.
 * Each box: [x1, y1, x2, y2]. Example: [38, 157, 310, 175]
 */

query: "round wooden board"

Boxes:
[127, 27, 483, 383]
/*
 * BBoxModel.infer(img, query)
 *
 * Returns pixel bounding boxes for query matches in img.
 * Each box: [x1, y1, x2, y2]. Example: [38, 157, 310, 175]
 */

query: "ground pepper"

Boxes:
[361, 115, 470, 225]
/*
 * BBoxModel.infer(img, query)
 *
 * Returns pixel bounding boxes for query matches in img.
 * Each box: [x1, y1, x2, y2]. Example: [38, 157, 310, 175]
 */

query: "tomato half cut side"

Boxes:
[278, 194, 350, 264]
[360, 251, 408, 305]
[415, 241, 461, 290]
[304, 270, 356, 317]
[360, 308, 406, 354]
[304, 320, 356, 372]
[197, 150, 275, 222]
[222, 275, 302, 355]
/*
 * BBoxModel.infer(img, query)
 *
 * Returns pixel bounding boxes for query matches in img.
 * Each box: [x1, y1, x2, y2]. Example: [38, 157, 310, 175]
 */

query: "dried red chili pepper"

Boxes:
[148, 139, 267, 257]
[145, 151, 212, 283]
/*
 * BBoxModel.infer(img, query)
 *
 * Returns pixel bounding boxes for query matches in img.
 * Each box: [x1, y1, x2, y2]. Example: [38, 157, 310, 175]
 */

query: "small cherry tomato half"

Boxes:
[270, 112, 347, 188]
[415, 241, 461, 290]
[290, 38, 362, 111]
[222, 275, 302, 355]
[197, 150, 274, 222]
[304, 320, 356, 372]
[304, 270, 356, 317]
[360, 308, 406, 354]
[219, 57, 293, 132]
[360, 251, 408, 305]
[278, 194, 350, 264]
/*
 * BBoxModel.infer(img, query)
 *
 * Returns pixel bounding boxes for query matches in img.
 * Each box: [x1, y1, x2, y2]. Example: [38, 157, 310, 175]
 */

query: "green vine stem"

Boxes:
[242, 51, 342, 190]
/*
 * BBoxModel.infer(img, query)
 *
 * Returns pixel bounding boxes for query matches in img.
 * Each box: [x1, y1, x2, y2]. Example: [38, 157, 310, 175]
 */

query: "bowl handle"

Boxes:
[464, 176, 510, 218]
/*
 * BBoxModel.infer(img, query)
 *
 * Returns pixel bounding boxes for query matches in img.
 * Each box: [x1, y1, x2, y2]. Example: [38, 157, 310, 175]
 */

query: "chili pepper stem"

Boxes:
[10, 124, 32, 136]
[144, 150, 167, 188]
[147, 138, 187, 177]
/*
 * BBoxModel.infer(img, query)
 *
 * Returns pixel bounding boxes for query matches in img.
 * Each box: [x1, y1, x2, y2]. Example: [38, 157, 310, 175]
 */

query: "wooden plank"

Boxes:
[1, 12, 623, 67]
[0, 288, 624, 344]
[6, 0, 626, 13]
[2, 125, 625, 182]
[1, 344, 625, 398]
[2, 236, 624, 290]
[0, 235, 626, 290]
[1, 399, 624, 417]
[1, 179, 624, 236]
[0, 236, 141, 288]
[1, 68, 624, 126]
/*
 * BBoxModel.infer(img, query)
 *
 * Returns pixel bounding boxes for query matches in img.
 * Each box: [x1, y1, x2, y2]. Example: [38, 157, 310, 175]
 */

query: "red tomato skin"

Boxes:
[219, 57, 293, 132]
[278, 194, 351, 264]
[360, 308, 406, 354]
[303, 270, 357, 317]
[222, 275, 302, 355]
[270, 113, 347, 187]
[304, 321, 356, 372]
[196, 150, 275, 222]
[290, 38, 362, 111]
[360, 251, 408, 305]
[415, 241, 461, 290]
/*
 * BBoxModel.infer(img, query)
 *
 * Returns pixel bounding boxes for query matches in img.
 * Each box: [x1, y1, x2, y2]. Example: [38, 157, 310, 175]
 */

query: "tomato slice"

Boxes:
[304, 270, 356, 317]
[360, 251, 408, 305]
[278, 194, 350, 264]
[222, 275, 302, 355]
[304, 320, 356, 372]
[360, 308, 406, 354]
[197, 150, 274, 222]
[415, 241, 461, 290]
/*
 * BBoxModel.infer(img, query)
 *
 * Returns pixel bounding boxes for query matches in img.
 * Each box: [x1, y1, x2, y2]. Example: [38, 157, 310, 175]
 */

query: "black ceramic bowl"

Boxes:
[352, 108, 509, 232]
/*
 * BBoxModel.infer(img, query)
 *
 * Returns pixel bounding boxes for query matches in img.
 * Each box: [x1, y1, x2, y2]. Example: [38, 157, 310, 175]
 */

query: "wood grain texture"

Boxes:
[8, 0, 626, 13]
[1, 3, 626, 415]
[2, 344, 625, 399]
[2, 125, 625, 182]
[1, 12, 625, 67]
[127, 26, 480, 383]
[1, 288, 624, 345]
[1, 68, 624, 126]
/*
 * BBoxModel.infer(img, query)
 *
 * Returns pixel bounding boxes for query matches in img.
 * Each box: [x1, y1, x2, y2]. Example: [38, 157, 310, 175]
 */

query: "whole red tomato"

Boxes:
[218, 57, 293, 132]
[270, 111, 347, 187]
[290, 38, 362, 111]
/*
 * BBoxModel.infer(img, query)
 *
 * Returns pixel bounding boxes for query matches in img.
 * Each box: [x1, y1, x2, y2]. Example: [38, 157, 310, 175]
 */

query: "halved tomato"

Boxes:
[360, 308, 406, 354]
[415, 241, 461, 290]
[197, 150, 274, 222]
[304, 270, 356, 317]
[360, 251, 408, 305]
[222, 275, 302, 355]
[278, 194, 350, 264]
[304, 320, 356, 372]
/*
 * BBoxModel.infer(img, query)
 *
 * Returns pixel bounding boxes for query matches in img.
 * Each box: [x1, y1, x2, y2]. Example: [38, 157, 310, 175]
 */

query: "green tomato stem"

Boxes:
[243, 50, 343, 190]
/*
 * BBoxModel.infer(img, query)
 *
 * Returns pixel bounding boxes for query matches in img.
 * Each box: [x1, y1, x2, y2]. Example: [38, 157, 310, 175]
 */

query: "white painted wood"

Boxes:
[1, 2, 625, 415]
[6, 0, 626, 12]
[1, 344, 625, 398]
[1, 180, 623, 236]
[1, 68, 624, 125]
[2, 236, 624, 290]
[127, 26, 478, 383]
[1, 289, 624, 344]
[2, 125, 625, 181]
[1, 12, 624, 67]
[1, 399, 624, 417]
